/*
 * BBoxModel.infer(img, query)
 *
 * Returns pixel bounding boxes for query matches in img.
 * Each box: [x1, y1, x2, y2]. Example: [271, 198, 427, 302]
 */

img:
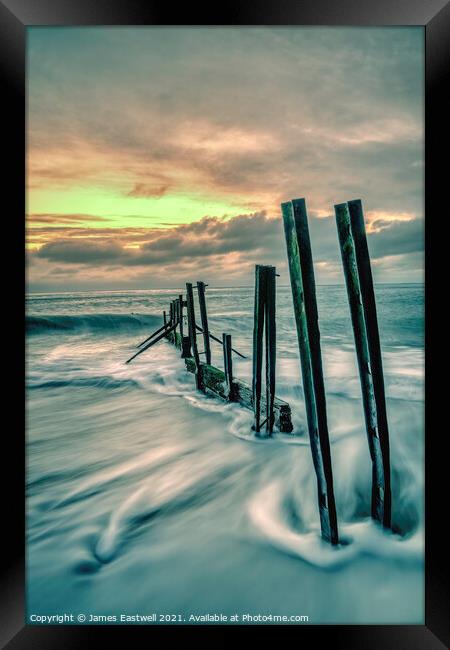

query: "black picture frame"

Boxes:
[2, 0, 448, 646]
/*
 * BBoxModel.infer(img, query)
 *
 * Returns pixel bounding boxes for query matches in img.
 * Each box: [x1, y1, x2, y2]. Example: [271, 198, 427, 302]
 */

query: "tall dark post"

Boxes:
[252, 265, 277, 437]
[349, 199, 391, 528]
[222, 333, 235, 401]
[186, 283, 202, 389]
[252, 265, 266, 433]
[163, 310, 167, 328]
[282, 198, 339, 545]
[338, 199, 391, 528]
[172, 300, 177, 341]
[197, 281, 212, 365]
[178, 294, 184, 340]
[265, 266, 276, 434]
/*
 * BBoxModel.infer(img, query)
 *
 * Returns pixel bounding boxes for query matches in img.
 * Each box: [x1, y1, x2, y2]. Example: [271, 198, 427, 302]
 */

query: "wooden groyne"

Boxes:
[129, 279, 293, 434]
[126, 196, 392, 545]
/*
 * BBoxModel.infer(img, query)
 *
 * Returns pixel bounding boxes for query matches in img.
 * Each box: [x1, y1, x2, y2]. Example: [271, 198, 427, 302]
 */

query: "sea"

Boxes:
[26, 284, 424, 624]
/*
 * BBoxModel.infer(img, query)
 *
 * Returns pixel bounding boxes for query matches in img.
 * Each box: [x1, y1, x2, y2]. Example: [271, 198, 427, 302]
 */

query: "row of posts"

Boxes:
[165, 282, 236, 400]
[162, 198, 391, 546]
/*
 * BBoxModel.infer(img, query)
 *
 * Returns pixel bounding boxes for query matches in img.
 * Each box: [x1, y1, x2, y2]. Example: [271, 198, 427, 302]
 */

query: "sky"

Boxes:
[26, 27, 424, 292]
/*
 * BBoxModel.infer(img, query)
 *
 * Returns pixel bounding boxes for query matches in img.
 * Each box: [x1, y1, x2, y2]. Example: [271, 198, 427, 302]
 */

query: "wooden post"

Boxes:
[186, 282, 203, 390]
[265, 266, 276, 435]
[172, 300, 177, 341]
[282, 198, 339, 545]
[163, 310, 167, 328]
[178, 294, 184, 340]
[336, 200, 391, 528]
[179, 293, 191, 357]
[197, 281, 212, 365]
[222, 333, 235, 401]
[349, 199, 391, 528]
[252, 265, 266, 433]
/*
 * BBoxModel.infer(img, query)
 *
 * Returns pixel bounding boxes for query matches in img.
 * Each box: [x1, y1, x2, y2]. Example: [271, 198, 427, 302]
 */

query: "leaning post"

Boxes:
[282, 199, 339, 545]
[334, 203, 390, 527]
[349, 199, 391, 528]
[252, 265, 266, 434]
[178, 294, 184, 340]
[265, 266, 276, 435]
[186, 282, 203, 390]
[197, 281, 212, 365]
[222, 333, 236, 401]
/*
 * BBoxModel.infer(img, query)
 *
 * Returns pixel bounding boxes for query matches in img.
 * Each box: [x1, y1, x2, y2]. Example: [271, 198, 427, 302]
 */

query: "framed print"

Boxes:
[1, 0, 448, 647]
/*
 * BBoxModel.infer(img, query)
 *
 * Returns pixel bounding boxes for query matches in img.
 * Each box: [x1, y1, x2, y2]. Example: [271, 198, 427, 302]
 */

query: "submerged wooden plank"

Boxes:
[184, 357, 293, 433]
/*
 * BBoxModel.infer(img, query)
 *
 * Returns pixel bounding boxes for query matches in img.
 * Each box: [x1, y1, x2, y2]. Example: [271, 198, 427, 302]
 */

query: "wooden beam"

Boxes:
[222, 333, 236, 401]
[339, 199, 391, 528]
[195, 324, 246, 359]
[252, 265, 266, 434]
[349, 199, 391, 528]
[265, 266, 276, 435]
[282, 198, 339, 545]
[136, 321, 168, 348]
[125, 322, 177, 364]
[178, 294, 184, 340]
[197, 281, 212, 365]
[186, 282, 203, 390]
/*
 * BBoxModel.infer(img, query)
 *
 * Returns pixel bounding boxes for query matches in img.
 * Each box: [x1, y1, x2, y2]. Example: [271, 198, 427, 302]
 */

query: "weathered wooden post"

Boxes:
[163, 310, 167, 329]
[335, 201, 391, 528]
[252, 265, 277, 437]
[179, 294, 191, 358]
[178, 293, 184, 341]
[282, 198, 339, 545]
[172, 300, 177, 343]
[186, 282, 203, 390]
[197, 281, 212, 365]
[349, 200, 391, 528]
[222, 333, 236, 401]
[252, 265, 266, 434]
[265, 266, 276, 434]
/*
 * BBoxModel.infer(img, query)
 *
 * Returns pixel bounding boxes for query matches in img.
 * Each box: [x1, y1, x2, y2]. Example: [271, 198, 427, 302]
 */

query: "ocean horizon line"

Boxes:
[26, 281, 425, 297]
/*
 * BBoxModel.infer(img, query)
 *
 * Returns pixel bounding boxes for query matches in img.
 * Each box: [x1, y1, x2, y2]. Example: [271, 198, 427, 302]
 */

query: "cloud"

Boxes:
[28, 213, 110, 225]
[31, 209, 424, 291]
[26, 26, 424, 289]
[127, 183, 171, 198]
[28, 28, 423, 212]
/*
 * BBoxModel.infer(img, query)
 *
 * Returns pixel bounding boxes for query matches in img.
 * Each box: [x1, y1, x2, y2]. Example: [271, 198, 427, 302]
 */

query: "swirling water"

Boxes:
[26, 285, 424, 624]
